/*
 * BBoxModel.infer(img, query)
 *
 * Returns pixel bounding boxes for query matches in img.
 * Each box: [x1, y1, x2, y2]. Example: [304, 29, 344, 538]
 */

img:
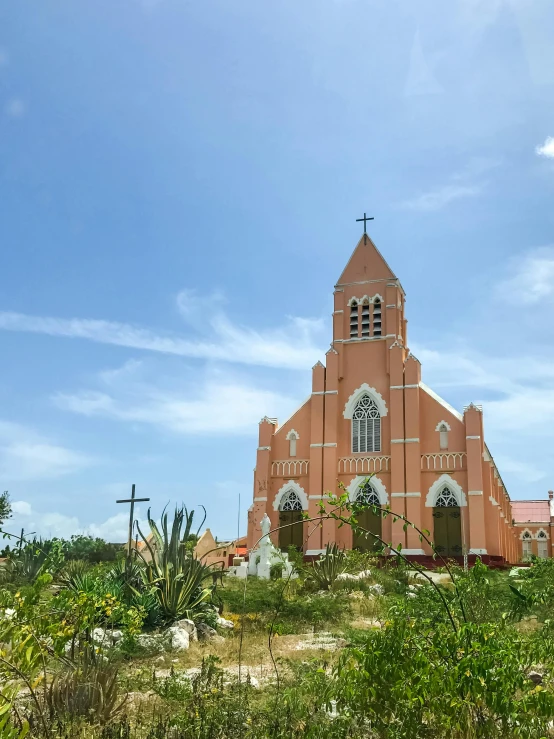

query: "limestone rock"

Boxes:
[217, 616, 235, 629]
[167, 625, 190, 651]
[197, 622, 225, 643]
[176, 618, 198, 641]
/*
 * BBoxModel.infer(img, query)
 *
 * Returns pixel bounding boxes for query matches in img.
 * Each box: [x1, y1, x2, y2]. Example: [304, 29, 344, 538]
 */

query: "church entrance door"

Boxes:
[278, 510, 303, 551]
[432, 487, 462, 558]
[278, 490, 304, 552]
[352, 481, 382, 552]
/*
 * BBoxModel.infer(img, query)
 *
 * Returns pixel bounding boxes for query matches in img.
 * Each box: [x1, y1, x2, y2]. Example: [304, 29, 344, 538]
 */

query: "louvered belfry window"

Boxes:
[352, 395, 381, 453]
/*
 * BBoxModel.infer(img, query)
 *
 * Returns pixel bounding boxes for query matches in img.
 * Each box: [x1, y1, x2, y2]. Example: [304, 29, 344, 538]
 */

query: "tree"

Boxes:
[0, 490, 12, 527]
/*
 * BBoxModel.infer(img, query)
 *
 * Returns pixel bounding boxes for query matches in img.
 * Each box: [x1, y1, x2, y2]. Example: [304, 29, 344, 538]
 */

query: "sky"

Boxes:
[0, 0, 553, 543]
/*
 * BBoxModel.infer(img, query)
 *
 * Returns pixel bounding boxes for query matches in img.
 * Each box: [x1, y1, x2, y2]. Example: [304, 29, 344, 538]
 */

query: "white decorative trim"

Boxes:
[323, 443, 337, 447]
[338, 456, 390, 474]
[391, 438, 419, 443]
[310, 443, 323, 448]
[402, 549, 425, 555]
[309, 494, 329, 500]
[305, 549, 326, 556]
[391, 493, 405, 498]
[273, 480, 309, 511]
[346, 475, 389, 505]
[271, 460, 309, 477]
[425, 474, 467, 508]
[466, 435, 481, 440]
[406, 492, 421, 497]
[312, 361, 324, 369]
[468, 490, 483, 496]
[386, 304, 396, 309]
[421, 453, 466, 471]
[405, 438, 419, 443]
[333, 310, 344, 314]
[372, 293, 384, 303]
[469, 548, 487, 555]
[519, 528, 533, 541]
[435, 420, 452, 432]
[535, 528, 550, 540]
[286, 429, 299, 441]
[385, 334, 397, 338]
[343, 383, 388, 419]
[347, 296, 359, 307]
[390, 384, 419, 390]
[257, 446, 271, 451]
[489, 496, 499, 506]
[312, 390, 338, 395]
[254, 497, 267, 502]
[419, 382, 463, 422]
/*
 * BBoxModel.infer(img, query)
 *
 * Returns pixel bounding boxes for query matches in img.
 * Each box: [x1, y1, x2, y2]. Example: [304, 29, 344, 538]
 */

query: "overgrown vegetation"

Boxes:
[0, 496, 553, 738]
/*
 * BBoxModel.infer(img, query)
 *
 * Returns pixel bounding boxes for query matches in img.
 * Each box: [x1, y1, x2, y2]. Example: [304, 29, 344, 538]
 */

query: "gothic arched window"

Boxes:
[522, 530, 533, 560]
[280, 490, 303, 511]
[350, 300, 359, 338]
[288, 431, 298, 458]
[435, 487, 459, 507]
[356, 480, 380, 507]
[537, 530, 549, 559]
[352, 395, 381, 453]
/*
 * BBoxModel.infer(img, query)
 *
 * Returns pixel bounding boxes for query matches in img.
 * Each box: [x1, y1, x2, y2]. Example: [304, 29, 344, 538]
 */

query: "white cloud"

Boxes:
[54, 374, 297, 435]
[536, 136, 554, 159]
[5, 501, 149, 542]
[0, 421, 92, 481]
[4, 98, 26, 118]
[494, 247, 554, 303]
[11, 500, 32, 516]
[0, 292, 326, 370]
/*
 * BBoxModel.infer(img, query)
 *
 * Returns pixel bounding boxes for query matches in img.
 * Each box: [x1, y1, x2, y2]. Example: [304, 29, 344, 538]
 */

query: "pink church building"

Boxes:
[246, 235, 553, 565]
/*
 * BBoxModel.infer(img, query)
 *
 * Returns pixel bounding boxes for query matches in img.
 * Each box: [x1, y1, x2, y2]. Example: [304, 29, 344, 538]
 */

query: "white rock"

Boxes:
[167, 625, 190, 651]
[368, 584, 384, 595]
[136, 633, 165, 652]
[217, 616, 235, 629]
[176, 618, 198, 641]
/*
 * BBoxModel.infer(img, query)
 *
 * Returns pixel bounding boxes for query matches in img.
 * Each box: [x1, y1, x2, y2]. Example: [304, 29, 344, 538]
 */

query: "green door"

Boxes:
[279, 510, 303, 551]
[353, 506, 382, 552]
[433, 507, 462, 557]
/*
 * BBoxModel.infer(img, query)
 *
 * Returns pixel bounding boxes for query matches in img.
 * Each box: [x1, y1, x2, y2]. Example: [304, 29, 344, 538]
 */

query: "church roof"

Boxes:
[511, 501, 551, 523]
[336, 235, 397, 286]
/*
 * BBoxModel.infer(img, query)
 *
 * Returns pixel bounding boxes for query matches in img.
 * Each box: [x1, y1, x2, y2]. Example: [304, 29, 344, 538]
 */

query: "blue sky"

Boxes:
[0, 0, 553, 542]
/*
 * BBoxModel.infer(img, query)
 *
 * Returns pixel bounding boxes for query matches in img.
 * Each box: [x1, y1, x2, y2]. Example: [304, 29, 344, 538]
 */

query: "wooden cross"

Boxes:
[117, 484, 150, 561]
[356, 212, 374, 244]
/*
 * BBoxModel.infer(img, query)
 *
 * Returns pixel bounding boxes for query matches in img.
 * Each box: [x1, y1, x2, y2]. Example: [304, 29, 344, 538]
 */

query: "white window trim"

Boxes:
[273, 480, 308, 512]
[520, 528, 533, 541]
[425, 474, 467, 508]
[435, 420, 452, 432]
[285, 429, 300, 441]
[346, 475, 389, 506]
[343, 383, 388, 419]
[535, 528, 550, 540]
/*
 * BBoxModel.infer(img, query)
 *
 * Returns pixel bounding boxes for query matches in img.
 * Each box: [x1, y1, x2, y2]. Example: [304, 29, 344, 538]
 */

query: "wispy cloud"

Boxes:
[400, 158, 499, 212]
[0, 421, 92, 481]
[0, 292, 326, 370]
[54, 380, 295, 437]
[493, 247, 554, 304]
[536, 136, 554, 159]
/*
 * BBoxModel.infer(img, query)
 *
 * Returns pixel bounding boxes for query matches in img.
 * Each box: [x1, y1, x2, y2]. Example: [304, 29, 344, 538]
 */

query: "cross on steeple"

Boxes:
[356, 212, 374, 244]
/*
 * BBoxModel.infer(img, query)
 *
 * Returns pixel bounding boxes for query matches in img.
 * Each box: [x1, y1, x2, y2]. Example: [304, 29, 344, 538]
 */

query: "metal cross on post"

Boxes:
[117, 484, 150, 563]
[356, 212, 374, 244]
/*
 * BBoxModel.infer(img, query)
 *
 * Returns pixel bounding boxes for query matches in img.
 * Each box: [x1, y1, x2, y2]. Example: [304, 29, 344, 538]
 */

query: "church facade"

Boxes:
[246, 236, 552, 564]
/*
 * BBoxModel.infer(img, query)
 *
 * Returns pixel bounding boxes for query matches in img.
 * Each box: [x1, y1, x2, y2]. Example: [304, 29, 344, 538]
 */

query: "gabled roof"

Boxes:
[336, 235, 397, 286]
[512, 501, 551, 524]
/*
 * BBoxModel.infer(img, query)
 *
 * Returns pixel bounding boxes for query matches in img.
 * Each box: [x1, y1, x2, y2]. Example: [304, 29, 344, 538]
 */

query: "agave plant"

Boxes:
[136, 506, 214, 623]
[310, 543, 347, 591]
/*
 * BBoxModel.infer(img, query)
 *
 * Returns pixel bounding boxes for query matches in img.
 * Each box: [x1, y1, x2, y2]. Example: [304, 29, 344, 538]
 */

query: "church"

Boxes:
[246, 234, 553, 565]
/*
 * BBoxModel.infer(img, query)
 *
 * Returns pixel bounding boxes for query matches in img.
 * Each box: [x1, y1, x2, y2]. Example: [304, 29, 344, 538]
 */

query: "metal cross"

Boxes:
[356, 212, 374, 244]
[117, 484, 150, 561]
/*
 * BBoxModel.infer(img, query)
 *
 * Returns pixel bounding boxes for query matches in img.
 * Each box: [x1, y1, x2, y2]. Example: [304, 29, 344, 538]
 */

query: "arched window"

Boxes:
[350, 300, 359, 338]
[288, 431, 298, 457]
[361, 299, 370, 338]
[372, 298, 382, 336]
[438, 423, 449, 450]
[352, 395, 381, 453]
[537, 530, 549, 559]
[356, 480, 380, 507]
[522, 531, 533, 561]
[435, 487, 459, 507]
[280, 490, 303, 511]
